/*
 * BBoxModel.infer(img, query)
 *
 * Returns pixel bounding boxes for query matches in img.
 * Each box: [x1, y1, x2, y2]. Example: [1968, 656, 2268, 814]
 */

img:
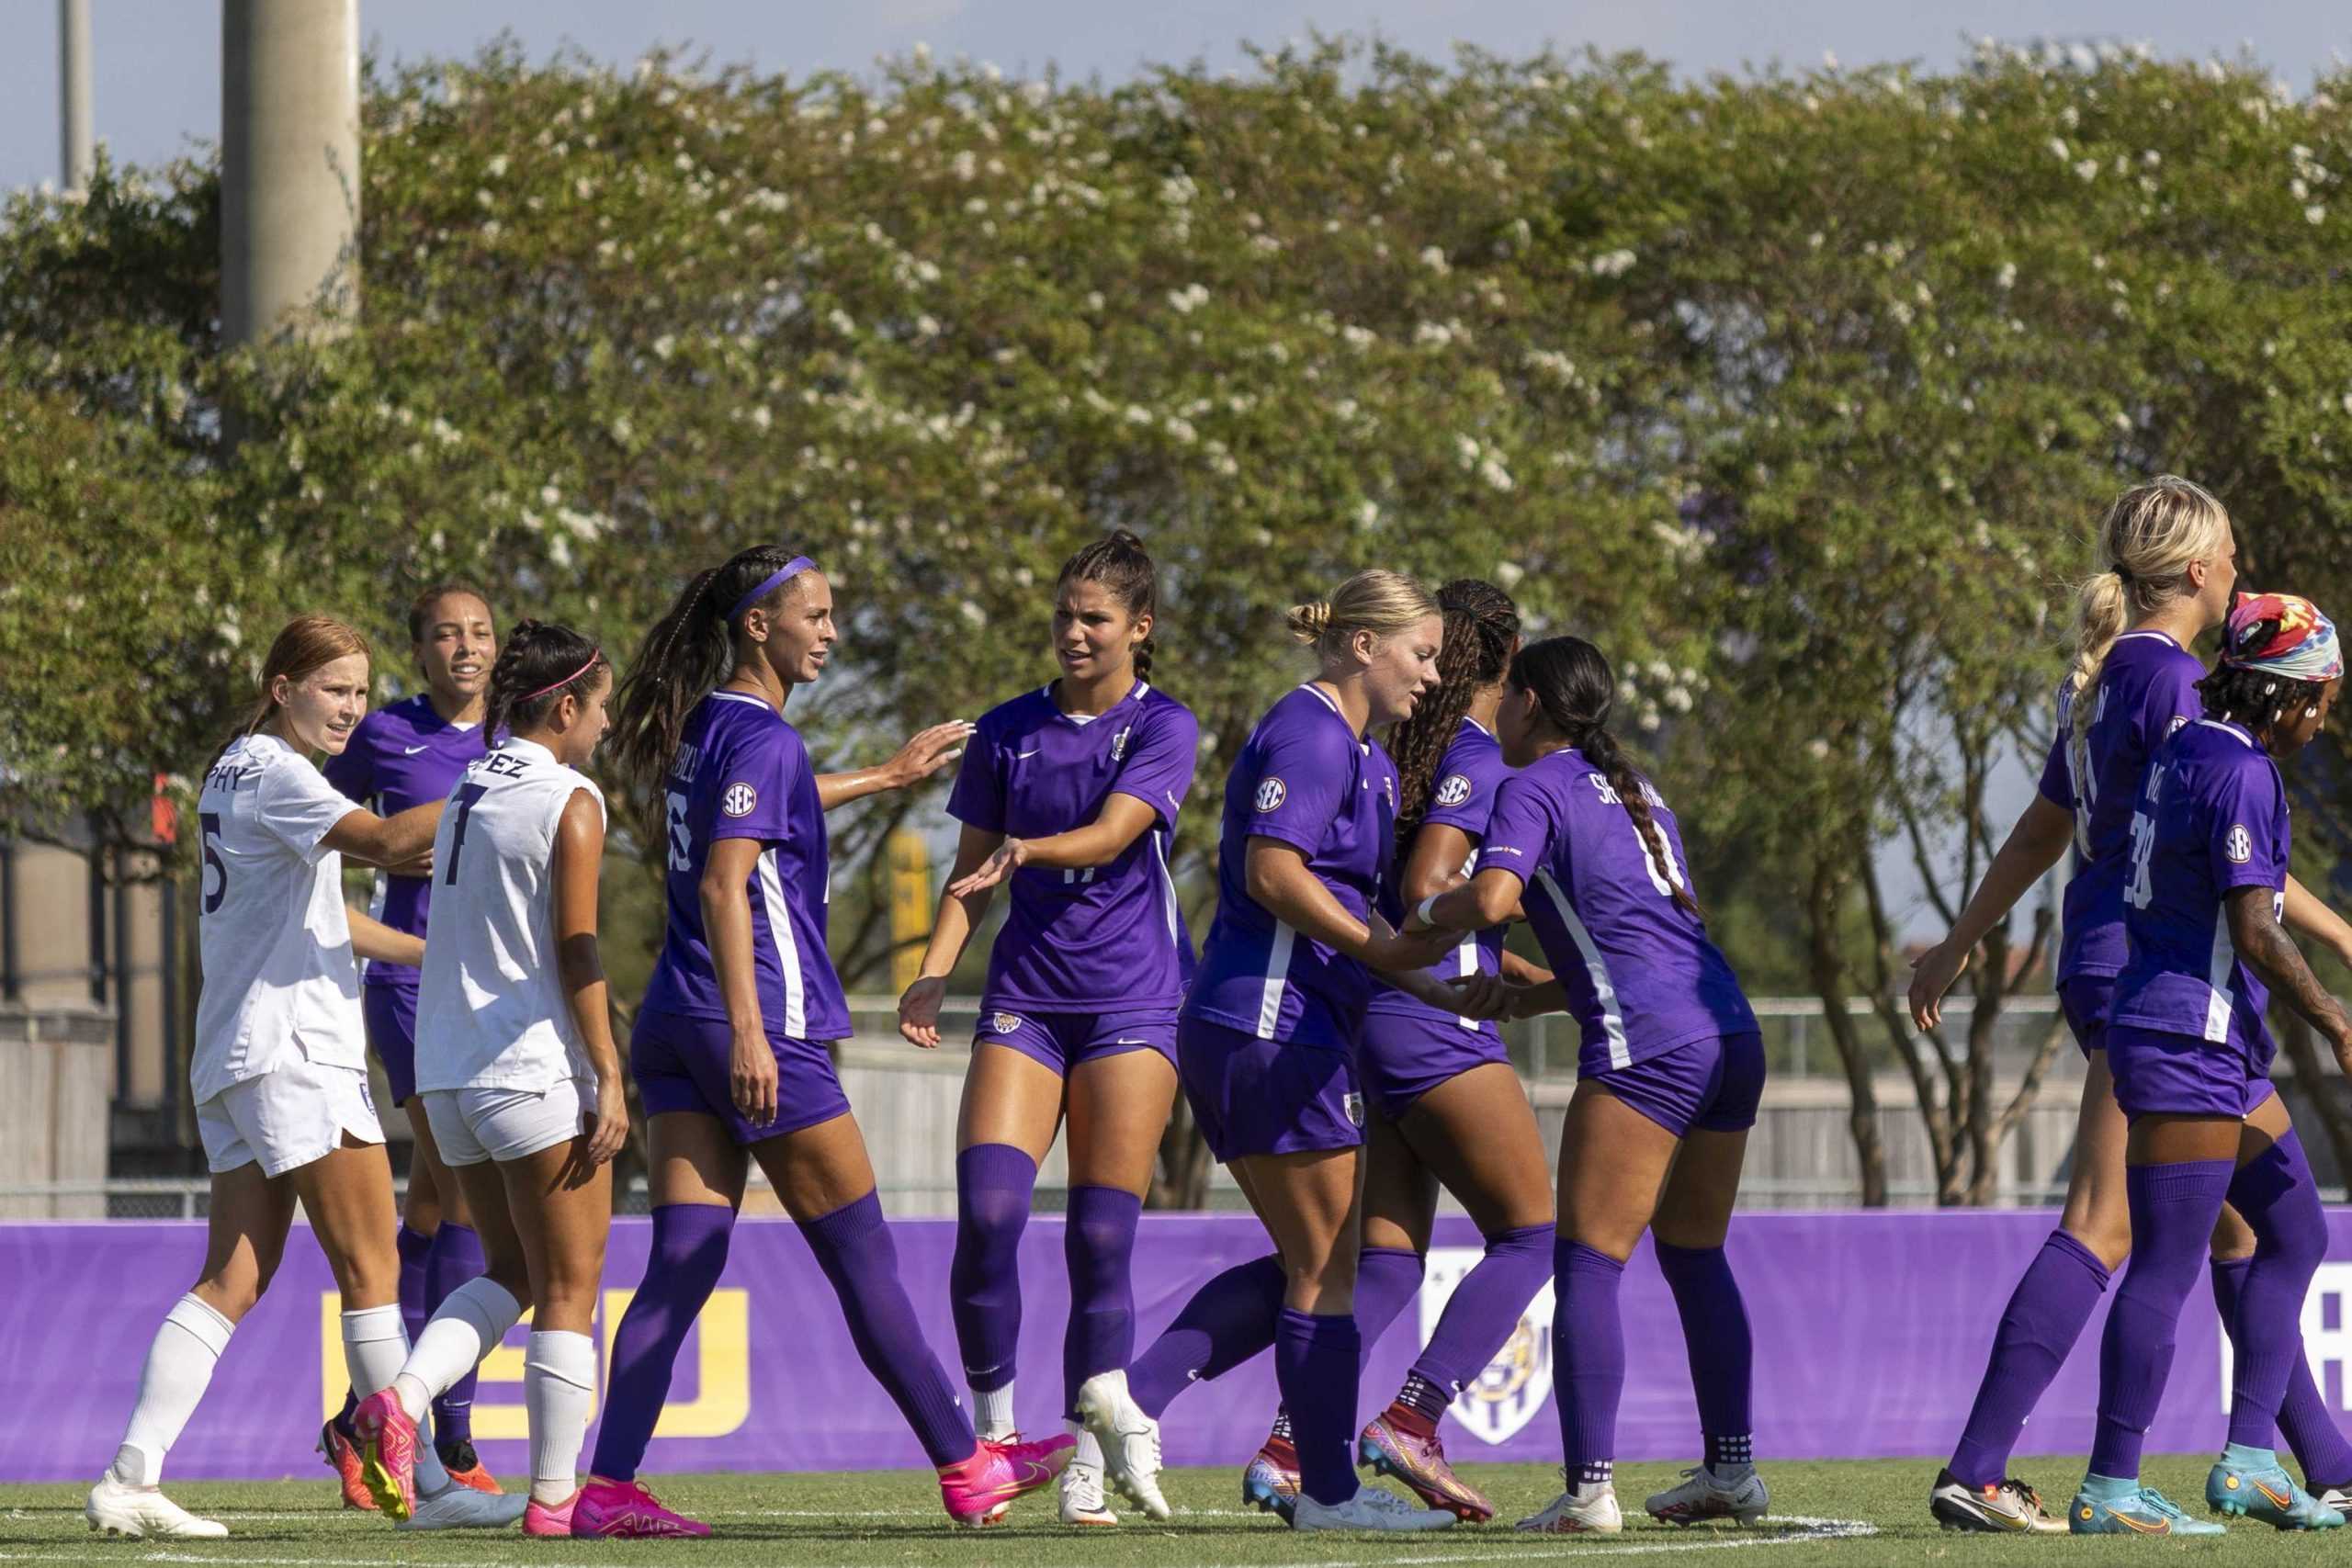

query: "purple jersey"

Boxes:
[322, 694, 488, 987]
[1481, 748, 1756, 1074]
[946, 681, 1198, 1011]
[1363, 717, 1511, 1039]
[2033, 629, 2205, 981]
[2109, 717, 2290, 1057]
[1185, 683, 1400, 1048]
[640, 691, 851, 1042]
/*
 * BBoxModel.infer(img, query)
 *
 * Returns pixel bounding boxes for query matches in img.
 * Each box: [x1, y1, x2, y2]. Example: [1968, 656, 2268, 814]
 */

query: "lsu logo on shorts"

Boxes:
[721, 782, 758, 818]
[1344, 1091, 1364, 1128]
[987, 1011, 1022, 1037]
[1432, 773, 1473, 808]
[1254, 777, 1287, 813]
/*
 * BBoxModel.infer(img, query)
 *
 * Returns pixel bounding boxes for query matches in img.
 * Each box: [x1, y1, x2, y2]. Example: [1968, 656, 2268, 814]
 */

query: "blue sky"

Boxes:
[8, 1, 2352, 193]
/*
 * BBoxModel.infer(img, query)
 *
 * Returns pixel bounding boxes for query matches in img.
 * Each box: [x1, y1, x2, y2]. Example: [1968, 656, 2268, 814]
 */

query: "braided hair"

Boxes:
[1057, 529, 1159, 680]
[608, 545, 810, 833]
[1510, 635, 1704, 922]
[1388, 578, 1520, 858]
[2197, 662, 2330, 739]
[484, 620, 606, 739]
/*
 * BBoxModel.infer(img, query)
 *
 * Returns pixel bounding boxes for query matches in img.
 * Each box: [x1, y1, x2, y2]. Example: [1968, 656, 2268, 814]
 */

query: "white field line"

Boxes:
[0, 1512, 1882, 1568]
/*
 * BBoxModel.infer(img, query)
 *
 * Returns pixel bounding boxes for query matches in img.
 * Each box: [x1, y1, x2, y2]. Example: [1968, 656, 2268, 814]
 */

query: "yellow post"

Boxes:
[887, 827, 932, 993]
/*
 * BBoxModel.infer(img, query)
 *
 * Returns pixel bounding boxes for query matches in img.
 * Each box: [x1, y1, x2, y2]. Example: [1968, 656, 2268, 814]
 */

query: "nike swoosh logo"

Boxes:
[2106, 1508, 2168, 1535]
[1015, 749, 1040, 760]
[402, 745, 429, 755]
[1114, 1038, 1148, 1045]
[2255, 1480, 2295, 1510]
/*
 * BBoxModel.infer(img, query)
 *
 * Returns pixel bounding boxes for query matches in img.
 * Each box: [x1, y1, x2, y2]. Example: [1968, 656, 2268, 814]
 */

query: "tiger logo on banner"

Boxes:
[1419, 1248, 1555, 1444]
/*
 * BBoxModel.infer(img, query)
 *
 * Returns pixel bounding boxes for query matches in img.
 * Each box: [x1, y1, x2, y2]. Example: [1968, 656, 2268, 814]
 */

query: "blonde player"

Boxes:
[87, 615, 519, 1538]
[350, 622, 626, 1536]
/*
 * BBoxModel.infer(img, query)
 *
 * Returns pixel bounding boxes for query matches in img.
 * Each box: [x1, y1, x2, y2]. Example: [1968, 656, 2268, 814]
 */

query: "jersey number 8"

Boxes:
[666, 790, 693, 873]
[2124, 809, 2156, 909]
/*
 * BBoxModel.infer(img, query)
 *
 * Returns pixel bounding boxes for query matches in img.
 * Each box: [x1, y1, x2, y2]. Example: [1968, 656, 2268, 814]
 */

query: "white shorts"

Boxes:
[423, 1079, 591, 1167]
[198, 1052, 384, 1179]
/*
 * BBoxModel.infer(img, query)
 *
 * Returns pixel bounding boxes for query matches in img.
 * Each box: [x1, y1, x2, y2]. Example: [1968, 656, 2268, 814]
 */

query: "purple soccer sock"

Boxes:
[799, 1190, 975, 1469]
[590, 1202, 734, 1482]
[1351, 1247, 1426, 1363]
[1654, 1239, 1756, 1469]
[424, 1222, 487, 1442]
[1062, 1185, 1142, 1417]
[1947, 1228, 2112, 1486]
[1555, 1239, 1626, 1485]
[949, 1144, 1036, 1397]
[1277, 1308, 1362, 1506]
[2089, 1159, 2235, 1479]
[2215, 1251, 2352, 1485]
[2224, 1131, 2329, 1451]
[1409, 1224, 1552, 1400]
[1128, 1253, 1286, 1417]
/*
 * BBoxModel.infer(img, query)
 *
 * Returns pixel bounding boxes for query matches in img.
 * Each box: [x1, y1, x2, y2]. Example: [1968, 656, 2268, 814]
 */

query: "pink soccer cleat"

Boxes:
[570, 1476, 712, 1539]
[318, 1419, 378, 1512]
[523, 1493, 578, 1537]
[349, 1389, 419, 1521]
[939, 1431, 1077, 1527]
[1359, 1411, 1496, 1522]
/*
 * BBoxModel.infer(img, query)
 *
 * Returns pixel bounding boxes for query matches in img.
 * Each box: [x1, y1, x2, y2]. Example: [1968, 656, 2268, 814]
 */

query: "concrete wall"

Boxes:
[0, 1006, 115, 1218]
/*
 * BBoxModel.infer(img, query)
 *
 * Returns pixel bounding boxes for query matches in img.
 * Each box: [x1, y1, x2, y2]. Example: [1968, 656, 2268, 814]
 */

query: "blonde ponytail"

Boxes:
[1286, 600, 1334, 645]
[2065, 475, 2232, 784]
[1288, 570, 1437, 660]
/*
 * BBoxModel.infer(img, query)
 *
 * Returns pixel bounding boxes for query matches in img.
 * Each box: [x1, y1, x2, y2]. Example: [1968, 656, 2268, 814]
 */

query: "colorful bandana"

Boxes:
[2222, 592, 2343, 683]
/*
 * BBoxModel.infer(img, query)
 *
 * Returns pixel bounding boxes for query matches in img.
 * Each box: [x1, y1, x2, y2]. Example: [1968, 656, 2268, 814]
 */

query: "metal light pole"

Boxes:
[221, 0, 361, 347]
[59, 0, 92, 192]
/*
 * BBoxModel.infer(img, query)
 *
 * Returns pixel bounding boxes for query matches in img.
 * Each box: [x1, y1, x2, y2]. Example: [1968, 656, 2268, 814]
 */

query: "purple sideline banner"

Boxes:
[6, 1211, 2351, 1482]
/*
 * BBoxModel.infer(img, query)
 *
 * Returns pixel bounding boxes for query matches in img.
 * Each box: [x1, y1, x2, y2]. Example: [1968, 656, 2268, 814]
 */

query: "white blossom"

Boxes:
[486, 154, 509, 178]
[1478, 457, 1514, 492]
[1494, 561, 1525, 590]
[1589, 248, 1637, 277]
[652, 333, 677, 360]
[2309, 205, 2329, 224]
[1996, 261, 2018, 289]
[751, 405, 772, 430]
[1419, 245, 1450, 275]
[2074, 159, 2099, 182]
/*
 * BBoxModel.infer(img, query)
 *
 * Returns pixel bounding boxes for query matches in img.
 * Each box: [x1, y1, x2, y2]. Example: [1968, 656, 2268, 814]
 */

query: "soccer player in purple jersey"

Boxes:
[1405, 635, 1766, 1535]
[2066, 593, 2348, 1536]
[587, 545, 1071, 1535]
[1908, 480, 2352, 1530]
[319, 584, 503, 1501]
[88, 617, 518, 1539]
[1128, 570, 1466, 1535]
[894, 532, 1196, 1527]
[1231, 580, 1555, 1523]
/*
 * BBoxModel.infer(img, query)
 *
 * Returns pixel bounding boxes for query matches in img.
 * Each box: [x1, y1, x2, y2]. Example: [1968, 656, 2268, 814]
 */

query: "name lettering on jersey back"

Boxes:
[673, 743, 702, 785]
[476, 749, 529, 780]
[204, 762, 257, 795]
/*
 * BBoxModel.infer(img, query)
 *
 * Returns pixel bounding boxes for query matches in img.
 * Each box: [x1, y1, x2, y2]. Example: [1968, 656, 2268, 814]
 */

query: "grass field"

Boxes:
[9, 1456, 2352, 1566]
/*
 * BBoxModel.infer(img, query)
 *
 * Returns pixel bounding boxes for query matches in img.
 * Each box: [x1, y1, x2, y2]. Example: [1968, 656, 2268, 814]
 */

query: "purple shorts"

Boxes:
[1177, 1017, 1363, 1163]
[2104, 1023, 2278, 1122]
[1356, 1011, 1510, 1123]
[973, 1004, 1178, 1075]
[630, 1006, 853, 1146]
[1589, 1032, 1766, 1138]
[2060, 974, 2117, 1058]
[362, 982, 419, 1106]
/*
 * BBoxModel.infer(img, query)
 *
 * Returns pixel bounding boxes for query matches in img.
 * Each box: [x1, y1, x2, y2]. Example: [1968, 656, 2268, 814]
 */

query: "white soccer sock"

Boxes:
[340, 1303, 451, 1495]
[973, 1382, 1017, 1441]
[525, 1330, 597, 1507]
[402, 1278, 524, 1421]
[1068, 1419, 1105, 1472]
[111, 1294, 234, 1486]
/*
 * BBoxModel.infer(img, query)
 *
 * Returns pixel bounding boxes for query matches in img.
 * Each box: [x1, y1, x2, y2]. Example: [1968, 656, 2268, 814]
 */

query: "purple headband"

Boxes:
[520, 652, 603, 705]
[730, 556, 815, 622]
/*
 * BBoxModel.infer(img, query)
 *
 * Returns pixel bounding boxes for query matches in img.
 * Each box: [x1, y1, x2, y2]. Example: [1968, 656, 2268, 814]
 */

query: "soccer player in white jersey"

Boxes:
[87, 615, 522, 1539]
[350, 622, 627, 1537]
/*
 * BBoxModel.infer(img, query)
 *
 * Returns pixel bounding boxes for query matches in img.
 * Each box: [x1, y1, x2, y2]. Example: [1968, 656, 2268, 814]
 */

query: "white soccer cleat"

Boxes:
[1518, 1482, 1624, 1534]
[1292, 1483, 1458, 1531]
[85, 1477, 228, 1539]
[394, 1483, 530, 1530]
[1646, 1464, 1770, 1526]
[1075, 1369, 1170, 1521]
[1058, 1455, 1117, 1526]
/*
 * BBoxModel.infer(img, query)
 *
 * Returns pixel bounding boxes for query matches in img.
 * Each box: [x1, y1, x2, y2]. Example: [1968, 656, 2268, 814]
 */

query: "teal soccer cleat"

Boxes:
[2208, 1445, 2346, 1530]
[2068, 1478, 2226, 1537]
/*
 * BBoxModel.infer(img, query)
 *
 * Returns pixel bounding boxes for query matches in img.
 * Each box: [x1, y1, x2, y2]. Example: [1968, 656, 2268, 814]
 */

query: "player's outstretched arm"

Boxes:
[1907, 793, 2074, 1031]
[817, 721, 973, 811]
[346, 903, 425, 966]
[2283, 874, 2352, 972]
[899, 823, 1003, 1049]
[553, 788, 628, 1166]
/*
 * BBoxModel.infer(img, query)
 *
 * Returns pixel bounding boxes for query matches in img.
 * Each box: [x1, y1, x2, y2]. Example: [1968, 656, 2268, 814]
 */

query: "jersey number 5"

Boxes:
[198, 812, 227, 913]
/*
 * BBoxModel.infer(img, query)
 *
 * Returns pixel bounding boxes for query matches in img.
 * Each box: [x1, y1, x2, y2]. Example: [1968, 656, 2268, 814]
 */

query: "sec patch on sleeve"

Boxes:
[2226, 823, 2252, 863]
[1433, 773, 1474, 807]
[1254, 777, 1287, 813]
[722, 782, 759, 818]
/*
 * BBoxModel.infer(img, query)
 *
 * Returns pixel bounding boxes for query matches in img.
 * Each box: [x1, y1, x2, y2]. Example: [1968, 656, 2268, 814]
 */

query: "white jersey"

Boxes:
[193, 732, 368, 1104]
[414, 738, 606, 1092]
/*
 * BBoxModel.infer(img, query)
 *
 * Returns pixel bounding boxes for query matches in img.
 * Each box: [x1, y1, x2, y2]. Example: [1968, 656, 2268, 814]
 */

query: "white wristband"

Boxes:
[1415, 893, 1444, 932]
